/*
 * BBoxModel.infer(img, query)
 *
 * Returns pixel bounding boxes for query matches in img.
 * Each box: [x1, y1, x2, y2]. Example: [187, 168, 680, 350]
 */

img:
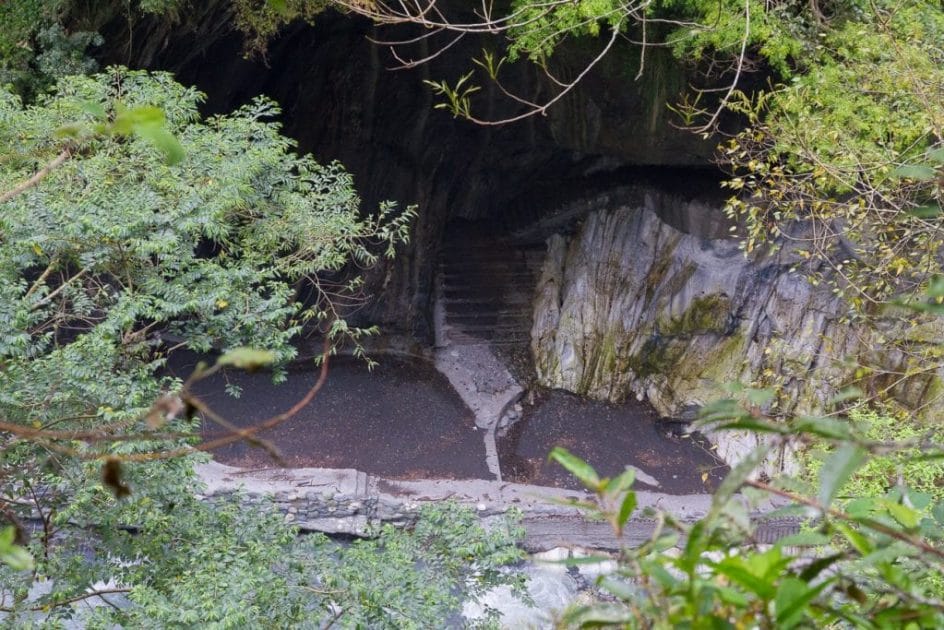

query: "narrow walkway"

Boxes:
[196, 461, 799, 551]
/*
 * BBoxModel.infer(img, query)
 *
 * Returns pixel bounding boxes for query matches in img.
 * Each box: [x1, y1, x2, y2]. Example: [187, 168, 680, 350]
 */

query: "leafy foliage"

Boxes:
[2, 486, 524, 627]
[0, 67, 420, 622]
[232, 0, 329, 54]
[506, 0, 629, 63]
[551, 434, 944, 628]
[0, 0, 102, 101]
[722, 1, 944, 308]
[803, 407, 944, 501]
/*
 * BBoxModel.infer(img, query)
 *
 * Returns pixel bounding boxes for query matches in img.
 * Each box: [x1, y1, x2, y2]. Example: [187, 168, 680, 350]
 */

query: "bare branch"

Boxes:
[0, 149, 71, 205]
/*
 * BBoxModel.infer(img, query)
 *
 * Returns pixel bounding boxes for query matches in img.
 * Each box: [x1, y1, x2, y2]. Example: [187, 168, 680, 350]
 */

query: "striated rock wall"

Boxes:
[531, 195, 944, 472]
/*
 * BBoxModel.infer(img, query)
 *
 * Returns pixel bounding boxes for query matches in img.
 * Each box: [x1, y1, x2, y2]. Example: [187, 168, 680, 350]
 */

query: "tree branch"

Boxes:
[0, 149, 71, 205]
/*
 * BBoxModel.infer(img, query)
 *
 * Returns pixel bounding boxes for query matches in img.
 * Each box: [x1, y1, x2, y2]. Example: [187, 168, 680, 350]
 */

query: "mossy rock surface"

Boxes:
[659, 294, 733, 337]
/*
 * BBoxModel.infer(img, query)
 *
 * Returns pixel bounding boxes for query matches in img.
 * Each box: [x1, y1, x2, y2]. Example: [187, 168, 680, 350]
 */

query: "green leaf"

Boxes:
[932, 501, 944, 524]
[81, 100, 107, 120]
[844, 497, 874, 517]
[712, 557, 777, 599]
[818, 444, 866, 507]
[598, 577, 636, 601]
[835, 522, 874, 555]
[826, 387, 863, 406]
[927, 147, 944, 164]
[906, 491, 932, 511]
[710, 444, 770, 520]
[111, 104, 164, 135]
[617, 491, 637, 532]
[775, 577, 826, 628]
[716, 585, 750, 607]
[775, 531, 832, 548]
[905, 204, 942, 219]
[0, 527, 34, 571]
[0, 545, 34, 571]
[745, 387, 775, 406]
[798, 553, 843, 582]
[640, 559, 677, 589]
[548, 447, 600, 491]
[793, 415, 853, 441]
[54, 124, 83, 138]
[608, 468, 635, 494]
[892, 164, 937, 180]
[134, 124, 185, 165]
[267, 0, 290, 15]
[218, 347, 277, 370]
[696, 398, 747, 424]
[708, 418, 788, 434]
[538, 555, 613, 566]
[680, 521, 708, 572]
[880, 500, 920, 529]
[560, 604, 634, 626]
[925, 276, 944, 298]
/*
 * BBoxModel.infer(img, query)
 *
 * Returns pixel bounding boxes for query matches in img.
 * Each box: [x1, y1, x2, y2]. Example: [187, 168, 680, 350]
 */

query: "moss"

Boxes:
[627, 336, 686, 379]
[644, 255, 693, 306]
[660, 294, 733, 337]
[578, 331, 624, 393]
[915, 375, 944, 423]
[666, 332, 747, 395]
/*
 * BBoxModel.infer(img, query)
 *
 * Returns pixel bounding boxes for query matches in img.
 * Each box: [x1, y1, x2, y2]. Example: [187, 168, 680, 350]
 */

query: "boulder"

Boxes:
[531, 196, 944, 473]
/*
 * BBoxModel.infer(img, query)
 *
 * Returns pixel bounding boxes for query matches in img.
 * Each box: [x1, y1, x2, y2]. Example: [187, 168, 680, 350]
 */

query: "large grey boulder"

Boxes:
[531, 197, 944, 472]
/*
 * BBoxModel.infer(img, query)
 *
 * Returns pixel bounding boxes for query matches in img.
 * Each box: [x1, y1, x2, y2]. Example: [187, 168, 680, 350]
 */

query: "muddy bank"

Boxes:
[498, 389, 727, 494]
[168, 352, 490, 480]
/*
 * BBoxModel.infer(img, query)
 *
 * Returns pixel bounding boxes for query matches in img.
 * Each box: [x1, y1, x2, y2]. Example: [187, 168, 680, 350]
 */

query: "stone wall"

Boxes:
[195, 462, 802, 551]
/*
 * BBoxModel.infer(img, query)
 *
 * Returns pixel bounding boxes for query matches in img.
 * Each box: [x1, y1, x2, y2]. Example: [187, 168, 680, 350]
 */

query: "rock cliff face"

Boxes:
[98, 7, 715, 341]
[531, 195, 944, 471]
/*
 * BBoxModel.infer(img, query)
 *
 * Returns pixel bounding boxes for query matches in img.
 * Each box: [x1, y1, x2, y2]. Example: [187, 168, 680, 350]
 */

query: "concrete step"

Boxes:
[446, 332, 531, 346]
[443, 290, 532, 311]
[446, 319, 530, 330]
[437, 225, 544, 348]
[440, 266, 533, 276]
[443, 301, 532, 314]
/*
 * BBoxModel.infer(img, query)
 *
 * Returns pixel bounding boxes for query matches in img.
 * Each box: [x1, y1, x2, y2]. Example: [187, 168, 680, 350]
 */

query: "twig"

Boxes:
[0, 588, 131, 612]
[690, 0, 750, 134]
[0, 149, 71, 205]
[120, 337, 332, 462]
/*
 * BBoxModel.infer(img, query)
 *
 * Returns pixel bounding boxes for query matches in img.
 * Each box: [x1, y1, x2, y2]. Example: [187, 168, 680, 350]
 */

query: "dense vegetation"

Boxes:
[2, 0, 944, 627]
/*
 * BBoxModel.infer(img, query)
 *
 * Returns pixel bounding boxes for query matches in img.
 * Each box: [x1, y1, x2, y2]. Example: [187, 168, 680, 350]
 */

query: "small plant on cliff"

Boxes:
[802, 406, 944, 502]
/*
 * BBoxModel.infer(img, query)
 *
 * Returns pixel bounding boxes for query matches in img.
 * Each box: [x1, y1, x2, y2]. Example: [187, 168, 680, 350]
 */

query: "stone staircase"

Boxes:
[436, 222, 545, 347]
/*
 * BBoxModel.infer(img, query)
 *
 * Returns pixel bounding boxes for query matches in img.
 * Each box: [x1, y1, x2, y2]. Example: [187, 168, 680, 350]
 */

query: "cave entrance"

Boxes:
[121, 9, 731, 492]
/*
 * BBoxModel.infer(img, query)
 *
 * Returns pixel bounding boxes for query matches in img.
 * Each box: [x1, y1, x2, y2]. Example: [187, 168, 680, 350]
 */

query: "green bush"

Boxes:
[804, 407, 944, 501]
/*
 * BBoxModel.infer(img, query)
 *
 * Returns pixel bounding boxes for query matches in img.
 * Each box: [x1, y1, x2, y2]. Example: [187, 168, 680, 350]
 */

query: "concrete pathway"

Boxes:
[195, 461, 796, 551]
[433, 344, 522, 481]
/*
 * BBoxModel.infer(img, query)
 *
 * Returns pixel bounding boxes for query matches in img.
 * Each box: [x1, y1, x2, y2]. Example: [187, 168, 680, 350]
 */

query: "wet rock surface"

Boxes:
[498, 389, 727, 493]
